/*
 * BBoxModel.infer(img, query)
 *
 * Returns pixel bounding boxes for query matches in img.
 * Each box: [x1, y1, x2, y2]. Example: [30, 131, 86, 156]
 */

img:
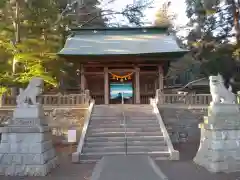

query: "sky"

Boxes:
[100, 0, 189, 27]
[144, 0, 188, 26]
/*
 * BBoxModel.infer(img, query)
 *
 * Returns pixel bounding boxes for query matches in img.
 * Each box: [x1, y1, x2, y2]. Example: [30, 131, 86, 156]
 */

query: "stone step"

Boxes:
[123, 107, 153, 110]
[124, 116, 157, 120]
[82, 145, 168, 153]
[88, 123, 159, 128]
[88, 123, 159, 127]
[88, 127, 162, 133]
[84, 141, 125, 147]
[87, 131, 163, 137]
[79, 151, 170, 163]
[89, 120, 123, 124]
[91, 116, 122, 119]
[84, 140, 166, 147]
[89, 119, 158, 125]
[85, 135, 165, 142]
[125, 120, 158, 124]
[91, 115, 122, 117]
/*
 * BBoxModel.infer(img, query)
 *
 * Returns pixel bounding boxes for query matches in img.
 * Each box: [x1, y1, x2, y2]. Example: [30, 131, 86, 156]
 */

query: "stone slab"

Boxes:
[0, 156, 58, 176]
[0, 132, 52, 143]
[9, 118, 49, 127]
[208, 103, 240, 115]
[194, 127, 240, 173]
[13, 106, 45, 119]
[0, 140, 53, 154]
[91, 155, 168, 180]
[0, 126, 51, 133]
[0, 149, 56, 165]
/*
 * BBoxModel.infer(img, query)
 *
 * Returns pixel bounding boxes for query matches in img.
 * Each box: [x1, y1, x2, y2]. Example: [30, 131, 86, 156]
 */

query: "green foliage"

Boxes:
[0, 0, 66, 91]
[76, 0, 107, 28]
[185, 0, 239, 79]
[154, 1, 175, 27]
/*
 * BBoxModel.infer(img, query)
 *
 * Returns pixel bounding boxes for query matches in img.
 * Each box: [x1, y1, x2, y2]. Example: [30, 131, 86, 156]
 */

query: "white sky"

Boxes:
[144, 0, 188, 26]
[100, 0, 188, 26]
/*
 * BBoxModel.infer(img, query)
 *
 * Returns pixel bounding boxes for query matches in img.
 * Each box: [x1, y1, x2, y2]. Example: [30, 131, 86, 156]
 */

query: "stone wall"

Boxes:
[0, 108, 86, 144]
[159, 107, 207, 144]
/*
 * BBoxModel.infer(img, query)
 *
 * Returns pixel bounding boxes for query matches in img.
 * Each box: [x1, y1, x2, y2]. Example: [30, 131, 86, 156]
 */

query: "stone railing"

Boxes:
[0, 90, 91, 107]
[72, 99, 95, 163]
[155, 89, 212, 106]
[150, 98, 179, 160]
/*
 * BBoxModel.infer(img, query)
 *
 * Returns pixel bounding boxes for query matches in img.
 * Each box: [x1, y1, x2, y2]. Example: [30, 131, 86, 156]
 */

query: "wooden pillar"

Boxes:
[158, 65, 164, 92]
[135, 67, 140, 104]
[104, 67, 109, 104]
[80, 64, 85, 92]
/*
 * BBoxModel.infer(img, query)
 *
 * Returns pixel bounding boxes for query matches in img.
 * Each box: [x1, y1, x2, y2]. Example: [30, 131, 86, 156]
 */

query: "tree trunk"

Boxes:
[232, 0, 240, 45]
[11, 0, 20, 96]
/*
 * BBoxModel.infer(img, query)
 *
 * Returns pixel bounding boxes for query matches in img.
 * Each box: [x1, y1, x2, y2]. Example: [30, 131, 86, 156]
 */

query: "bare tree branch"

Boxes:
[78, 1, 153, 27]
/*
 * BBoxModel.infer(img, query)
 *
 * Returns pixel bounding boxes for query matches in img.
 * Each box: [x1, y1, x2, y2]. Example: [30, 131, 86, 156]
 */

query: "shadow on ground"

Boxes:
[1, 142, 240, 180]
[156, 142, 240, 180]
[1, 145, 95, 180]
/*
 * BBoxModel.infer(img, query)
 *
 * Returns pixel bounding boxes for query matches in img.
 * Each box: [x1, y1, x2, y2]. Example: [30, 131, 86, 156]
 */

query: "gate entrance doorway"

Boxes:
[110, 82, 133, 104]
[109, 71, 134, 104]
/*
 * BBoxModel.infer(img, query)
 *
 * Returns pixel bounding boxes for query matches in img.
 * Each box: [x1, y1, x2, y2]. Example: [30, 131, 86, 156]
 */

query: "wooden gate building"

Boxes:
[58, 26, 188, 104]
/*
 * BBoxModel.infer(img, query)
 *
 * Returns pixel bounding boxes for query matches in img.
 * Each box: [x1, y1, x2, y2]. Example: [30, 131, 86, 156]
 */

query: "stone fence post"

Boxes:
[0, 93, 6, 107]
[84, 89, 90, 104]
[155, 89, 164, 105]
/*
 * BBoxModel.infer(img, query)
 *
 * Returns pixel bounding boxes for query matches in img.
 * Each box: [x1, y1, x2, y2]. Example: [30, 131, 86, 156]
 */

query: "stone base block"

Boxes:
[13, 106, 45, 119]
[0, 126, 51, 133]
[194, 156, 240, 173]
[72, 152, 80, 163]
[0, 148, 56, 165]
[194, 127, 240, 173]
[170, 150, 179, 160]
[1, 132, 52, 144]
[209, 103, 240, 115]
[0, 156, 58, 176]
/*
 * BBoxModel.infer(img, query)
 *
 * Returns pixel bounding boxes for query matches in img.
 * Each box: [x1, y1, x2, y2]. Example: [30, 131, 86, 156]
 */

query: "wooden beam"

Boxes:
[108, 69, 136, 72]
[83, 63, 162, 68]
[140, 71, 157, 74]
[84, 72, 104, 75]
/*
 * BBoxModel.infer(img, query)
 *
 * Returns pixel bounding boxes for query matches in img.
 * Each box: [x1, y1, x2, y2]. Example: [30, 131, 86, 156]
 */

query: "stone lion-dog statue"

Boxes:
[209, 74, 236, 104]
[16, 77, 44, 107]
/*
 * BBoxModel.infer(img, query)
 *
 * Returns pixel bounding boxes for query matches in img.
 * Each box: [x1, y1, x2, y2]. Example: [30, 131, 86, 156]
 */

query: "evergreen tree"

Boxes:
[0, 0, 67, 94]
[75, 0, 107, 28]
[154, 1, 174, 27]
[185, 0, 237, 81]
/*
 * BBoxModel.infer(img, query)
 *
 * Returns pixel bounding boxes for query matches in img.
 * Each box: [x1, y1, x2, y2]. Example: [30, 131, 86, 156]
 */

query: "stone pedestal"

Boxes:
[194, 103, 240, 173]
[0, 105, 58, 176]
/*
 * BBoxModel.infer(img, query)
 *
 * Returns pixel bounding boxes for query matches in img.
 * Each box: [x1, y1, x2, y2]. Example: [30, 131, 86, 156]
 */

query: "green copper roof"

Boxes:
[58, 26, 188, 56]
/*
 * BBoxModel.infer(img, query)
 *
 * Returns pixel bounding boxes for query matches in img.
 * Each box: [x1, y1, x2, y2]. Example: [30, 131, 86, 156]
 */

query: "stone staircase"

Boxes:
[79, 104, 172, 163]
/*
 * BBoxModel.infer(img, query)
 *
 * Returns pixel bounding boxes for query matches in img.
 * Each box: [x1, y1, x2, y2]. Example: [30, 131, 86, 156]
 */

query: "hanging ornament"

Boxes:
[109, 72, 133, 82]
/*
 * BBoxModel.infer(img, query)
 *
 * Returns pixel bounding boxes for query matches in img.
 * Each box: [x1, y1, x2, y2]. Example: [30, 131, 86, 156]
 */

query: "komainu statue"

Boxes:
[16, 77, 44, 107]
[209, 74, 236, 104]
